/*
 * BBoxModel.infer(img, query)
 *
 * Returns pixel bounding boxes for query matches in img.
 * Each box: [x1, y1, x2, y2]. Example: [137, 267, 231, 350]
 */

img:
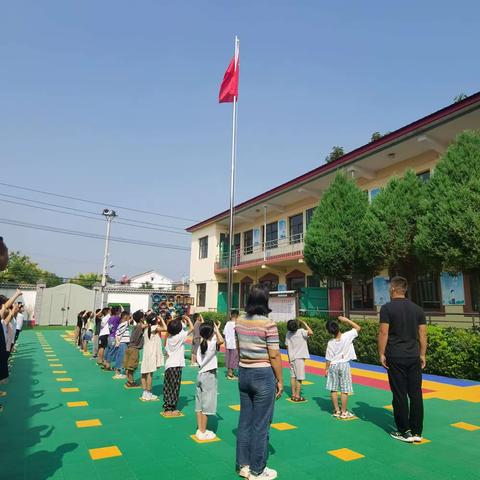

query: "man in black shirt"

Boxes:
[378, 276, 427, 443]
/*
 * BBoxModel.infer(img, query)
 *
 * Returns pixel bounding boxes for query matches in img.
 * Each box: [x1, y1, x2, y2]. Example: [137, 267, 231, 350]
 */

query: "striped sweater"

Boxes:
[235, 315, 279, 368]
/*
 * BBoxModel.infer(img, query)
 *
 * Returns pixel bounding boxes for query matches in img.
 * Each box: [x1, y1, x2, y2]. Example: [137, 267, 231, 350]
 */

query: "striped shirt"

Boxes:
[116, 321, 131, 343]
[235, 315, 279, 368]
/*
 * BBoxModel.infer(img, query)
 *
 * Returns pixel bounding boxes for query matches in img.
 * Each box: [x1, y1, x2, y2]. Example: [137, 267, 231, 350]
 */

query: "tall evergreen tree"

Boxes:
[304, 173, 369, 308]
[358, 170, 426, 281]
[416, 130, 480, 274]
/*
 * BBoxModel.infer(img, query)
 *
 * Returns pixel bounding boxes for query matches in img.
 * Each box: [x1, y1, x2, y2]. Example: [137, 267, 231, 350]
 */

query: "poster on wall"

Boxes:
[278, 219, 287, 240]
[253, 228, 260, 247]
[373, 276, 390, 306]
[440, 272, 465, 305]
[269, 292, 297, 322]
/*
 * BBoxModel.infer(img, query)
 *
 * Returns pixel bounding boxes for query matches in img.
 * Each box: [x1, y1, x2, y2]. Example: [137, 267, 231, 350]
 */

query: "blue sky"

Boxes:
[1, 1, 479, 281]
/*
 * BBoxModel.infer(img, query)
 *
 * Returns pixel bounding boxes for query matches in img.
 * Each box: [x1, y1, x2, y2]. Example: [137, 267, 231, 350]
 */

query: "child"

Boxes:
[286, 319, 313, 402]
[113, 311, 131, 379]
[92, 309, 103, 359]
[82, 311, 94, 353]
[163, 315, 194, 416]
[195, 321, 224, 440]
[190, 313, 203, 366]
[97, 307, 111, 366]
[140, 312, 167, 401]
[123, 310, 146, 388]
[325, 316, 361, 419]
[223, 310, 239, 379]
[103, 306, 121, 371]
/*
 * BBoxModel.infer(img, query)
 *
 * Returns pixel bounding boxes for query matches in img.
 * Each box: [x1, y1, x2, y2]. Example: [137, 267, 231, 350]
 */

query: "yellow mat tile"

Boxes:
[48, 358, 59, 362]
[303, 381, 314, 385]
[181, 381, 194, 385]
[56, 378, 72, 382]
[190, 434, 221, 444]
[413, 438, 431, 445]
[61, 388, 80, 393]
[89, 446, 122, 460]
[286, 398, 308, 404]
[76, 419, 102, 428]
[50, 364, 63, 367]
[328, 448, 365, 461]
[53, 371, 67, 374]
[67, 401, 88, 407]
[271, 422, 297, 431]
[451, 422, 480, 431]
[384, 405, 393, 411]
[229, 405, 241, 411]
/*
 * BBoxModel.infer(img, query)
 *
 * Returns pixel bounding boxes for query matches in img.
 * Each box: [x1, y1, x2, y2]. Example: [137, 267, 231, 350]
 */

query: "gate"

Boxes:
[38, 283, 98, 326]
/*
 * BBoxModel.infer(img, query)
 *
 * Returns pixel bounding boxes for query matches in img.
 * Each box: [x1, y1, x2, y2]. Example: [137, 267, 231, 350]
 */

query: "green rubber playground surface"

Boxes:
[0, 330, 479, 480]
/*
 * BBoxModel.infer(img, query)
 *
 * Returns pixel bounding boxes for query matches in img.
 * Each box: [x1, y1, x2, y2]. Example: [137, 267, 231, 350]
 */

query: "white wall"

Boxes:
[105, 291, 151, 312]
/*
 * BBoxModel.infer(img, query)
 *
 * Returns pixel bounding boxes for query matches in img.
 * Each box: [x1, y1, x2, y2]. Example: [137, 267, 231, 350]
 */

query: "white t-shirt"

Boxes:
[223, 321, 237, 350]
[165, 329, 188, 369]
[286, 328, 310, 360]
[99, 314, 111, 336]
[16, 312, 25, 331]
[325, 329, 358, 365]
[197, 337, 218, 373]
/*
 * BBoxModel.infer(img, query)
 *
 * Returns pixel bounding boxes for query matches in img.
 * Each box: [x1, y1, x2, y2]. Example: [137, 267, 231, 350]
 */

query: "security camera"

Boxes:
[102, 209, 117, 217]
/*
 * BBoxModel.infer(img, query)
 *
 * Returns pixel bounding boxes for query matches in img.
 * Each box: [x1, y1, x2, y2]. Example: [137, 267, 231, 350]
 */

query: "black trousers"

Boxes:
[387, 356, 424, 435]
[163, 367, 183, 411]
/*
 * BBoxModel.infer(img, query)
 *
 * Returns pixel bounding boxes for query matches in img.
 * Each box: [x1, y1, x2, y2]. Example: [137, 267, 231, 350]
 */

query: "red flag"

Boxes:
[219, 56, 239, 103]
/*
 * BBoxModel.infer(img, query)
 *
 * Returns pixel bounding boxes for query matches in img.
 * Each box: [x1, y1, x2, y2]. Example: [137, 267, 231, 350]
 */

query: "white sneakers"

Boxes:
[238, 466, 250, 478]
[195, 429, 217, 441]
[112, 373, 127, 380]
[141, 391, 159, 401]
[248, 467, 278, 479]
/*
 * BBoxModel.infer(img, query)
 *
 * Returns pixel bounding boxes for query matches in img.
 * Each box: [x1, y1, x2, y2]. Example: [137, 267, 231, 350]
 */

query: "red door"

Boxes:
[328, 288, 343, 317]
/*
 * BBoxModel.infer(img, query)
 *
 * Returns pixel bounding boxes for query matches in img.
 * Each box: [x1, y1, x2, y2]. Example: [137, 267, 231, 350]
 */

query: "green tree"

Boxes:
[358, 170, 426, 282]
[0, 251, 63, 287]
[70, 272, 102, 289]
[453, 93, 468, 103]
[325, 146, 345, 163]
[304, 173, 369, 312]
[416, 130, 480, 274]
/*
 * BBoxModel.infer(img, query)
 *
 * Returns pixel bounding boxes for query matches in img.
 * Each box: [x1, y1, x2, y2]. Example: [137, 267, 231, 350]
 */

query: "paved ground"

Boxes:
[0, 328, 479, 480]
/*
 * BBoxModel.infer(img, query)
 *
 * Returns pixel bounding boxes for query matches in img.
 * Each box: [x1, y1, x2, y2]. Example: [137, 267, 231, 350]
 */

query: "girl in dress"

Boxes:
[140, 312, 167, 401]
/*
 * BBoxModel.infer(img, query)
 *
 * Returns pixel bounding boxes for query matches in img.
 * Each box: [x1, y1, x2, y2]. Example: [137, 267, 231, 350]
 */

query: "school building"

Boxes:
[187, 93, 480, 323]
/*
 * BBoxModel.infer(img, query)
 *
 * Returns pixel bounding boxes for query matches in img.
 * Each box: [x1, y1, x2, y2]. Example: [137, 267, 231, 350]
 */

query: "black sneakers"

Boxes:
[390, 430, 414, 443]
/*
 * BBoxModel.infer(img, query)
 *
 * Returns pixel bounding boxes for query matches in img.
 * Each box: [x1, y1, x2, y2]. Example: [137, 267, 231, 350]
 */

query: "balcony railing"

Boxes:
[215, 233, 304, 271]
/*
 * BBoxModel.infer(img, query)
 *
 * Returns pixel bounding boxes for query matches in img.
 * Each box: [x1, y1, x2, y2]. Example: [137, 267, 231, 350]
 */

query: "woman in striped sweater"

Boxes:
[235, 284, 284, 480]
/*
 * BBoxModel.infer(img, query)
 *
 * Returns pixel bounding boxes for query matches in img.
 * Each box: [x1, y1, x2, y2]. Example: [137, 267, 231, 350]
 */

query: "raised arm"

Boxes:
[183, 315, 194, 334]
[214, 321, 224, 346]
[0, 289, 22, 316]
[300, 320, 313, 336]
[156, 316, 168, 332]
[338, 315, 361, 332]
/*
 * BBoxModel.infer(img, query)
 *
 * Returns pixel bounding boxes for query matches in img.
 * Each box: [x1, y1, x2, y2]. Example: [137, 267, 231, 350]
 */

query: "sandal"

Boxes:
[290, 396, 299, 402]
[125, 381, 140, 388]
[297, 396, 306, 402]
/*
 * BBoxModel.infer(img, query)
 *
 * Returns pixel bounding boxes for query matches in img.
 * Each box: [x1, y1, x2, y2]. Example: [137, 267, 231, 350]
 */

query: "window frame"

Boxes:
[289, 213, 304, 244]
[196, 283, 206, 307]
[198, 236, 208, 259]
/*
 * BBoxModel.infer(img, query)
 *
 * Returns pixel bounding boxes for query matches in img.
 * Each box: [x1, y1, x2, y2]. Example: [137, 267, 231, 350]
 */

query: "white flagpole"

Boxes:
[227, 36, 239, 318]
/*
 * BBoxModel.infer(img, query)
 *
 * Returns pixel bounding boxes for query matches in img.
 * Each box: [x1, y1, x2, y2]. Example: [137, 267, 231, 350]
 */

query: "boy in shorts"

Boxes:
[286, 319, 313, 402]
[123, 310, 146, 388]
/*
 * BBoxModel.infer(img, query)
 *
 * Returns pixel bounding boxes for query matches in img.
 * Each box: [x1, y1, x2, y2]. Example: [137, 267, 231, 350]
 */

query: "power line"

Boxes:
[0, 192, 187, 231]
[0, 217, 191, 251]
[0, 182, 198, 223]
[0, 197, 190, 236]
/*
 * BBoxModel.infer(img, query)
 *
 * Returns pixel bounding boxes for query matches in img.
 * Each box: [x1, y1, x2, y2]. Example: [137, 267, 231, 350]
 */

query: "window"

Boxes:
[265, 222, 278, 249]
[417, 170, 431, 183]
[410, 272, 441, 310]
[369, 188, 381, 202]
[199, 236, 208, 259]
[287, 276, 305, 291]
[289, 213, 303, 243]
[306, 207, 316, 229]
[196, 283, 206, 307]
[351, 276, 374, 310]
[307, 275, 321, 288]
[243, 230, 253, 255]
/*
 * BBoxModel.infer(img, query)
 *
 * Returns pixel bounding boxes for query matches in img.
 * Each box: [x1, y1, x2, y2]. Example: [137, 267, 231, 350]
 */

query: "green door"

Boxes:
[217, 283, 239, 313]
[300, 287, 328, 317]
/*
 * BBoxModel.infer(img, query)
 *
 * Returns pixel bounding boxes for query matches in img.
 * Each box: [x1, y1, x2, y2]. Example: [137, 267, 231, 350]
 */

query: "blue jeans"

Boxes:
[115, 342, 128, 371]
[105, 336, 117, 364]
[236, 367, 276, 476]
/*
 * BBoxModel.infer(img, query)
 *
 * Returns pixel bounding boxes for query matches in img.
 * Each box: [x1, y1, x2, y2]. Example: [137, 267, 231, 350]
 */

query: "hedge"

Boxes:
[200, 312, 480, 381]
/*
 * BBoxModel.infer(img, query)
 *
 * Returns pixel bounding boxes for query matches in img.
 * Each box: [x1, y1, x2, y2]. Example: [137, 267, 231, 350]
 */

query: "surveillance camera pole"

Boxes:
[101, 210, 117, 307]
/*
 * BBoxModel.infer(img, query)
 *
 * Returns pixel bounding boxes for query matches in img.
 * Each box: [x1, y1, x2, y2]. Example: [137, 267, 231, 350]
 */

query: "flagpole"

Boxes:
[227, 35, 239, 319]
